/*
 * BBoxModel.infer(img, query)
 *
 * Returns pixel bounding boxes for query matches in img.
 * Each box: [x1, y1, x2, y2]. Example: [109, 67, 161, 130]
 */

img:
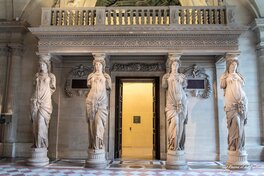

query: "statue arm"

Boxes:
[104, 73, 112, 91]
[181, 74, 188, 89]
[162, 73, 169, 89]
[87, 73, 93, 89]
[50, 74, 56, 93]
[220, 74, 227, 89]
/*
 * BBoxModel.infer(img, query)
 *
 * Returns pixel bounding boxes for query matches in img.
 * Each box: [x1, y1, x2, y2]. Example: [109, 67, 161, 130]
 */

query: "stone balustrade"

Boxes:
[41, 6, 235, 27]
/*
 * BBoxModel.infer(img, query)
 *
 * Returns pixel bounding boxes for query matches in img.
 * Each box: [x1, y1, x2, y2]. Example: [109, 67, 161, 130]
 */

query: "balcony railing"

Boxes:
[41, 6, 235, 27]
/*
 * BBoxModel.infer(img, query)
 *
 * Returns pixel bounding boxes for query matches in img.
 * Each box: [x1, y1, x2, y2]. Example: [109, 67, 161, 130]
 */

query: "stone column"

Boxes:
[1, 45, 23, 157]
[85, 53, 111, 169]
[252, 18, 264, 145]
[0, 45, 9, 155]
[0, 45, 9, 115]
[163, 53, 188, 170]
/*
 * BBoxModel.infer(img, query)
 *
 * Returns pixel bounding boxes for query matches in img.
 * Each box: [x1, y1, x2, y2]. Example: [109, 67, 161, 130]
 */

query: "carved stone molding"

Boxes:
[111, 63, 165, 72]
[0, 47, 9, 56]
[183, 64, 212, 99]
[37, 34, 239, 51]
[11, 47, 24, 57]
[64, 64, 92, 97]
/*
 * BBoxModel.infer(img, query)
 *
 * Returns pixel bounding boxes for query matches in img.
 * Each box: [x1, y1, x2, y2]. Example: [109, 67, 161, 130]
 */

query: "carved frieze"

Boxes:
[183, 64, 212, 99]
[64, 64, 92, 97]
[38, 35, 238, 51]
[111, 63, 165, 72]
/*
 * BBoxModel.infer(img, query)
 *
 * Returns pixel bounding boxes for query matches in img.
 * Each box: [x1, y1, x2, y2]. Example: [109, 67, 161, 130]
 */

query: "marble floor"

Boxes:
[0, 158, 264, 175]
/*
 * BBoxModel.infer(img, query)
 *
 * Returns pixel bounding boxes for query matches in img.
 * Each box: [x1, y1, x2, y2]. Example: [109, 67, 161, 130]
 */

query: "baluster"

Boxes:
[121, 9, 124, 25]
[203, 9, 206, 24]
[69, 10, 72, 25]
[51, 10, 55, 25]
[91, 10, 95, 25]
[209, 9, 213, 24]
[220, 9, 225, 24]
[80, 10, 83, 25]
[130, 9, 133, 25]
[77, 10, 80, 25]
[197, 9, 201, 24]
[72, 10, 76, 25]
[186, 9, 190, 24]
[152, 9, 156, 25]
[192, 9, 196, 24]
[215, 9, 219, 24]
[146, 9, 151, 24]
[143, 9, 146, 25]
[62, 10, 66, 26]
[163, 9, 167, 25]
[181, 9, 184, 24]
[123, 9, 126, 25]
[112, 10, 116, 25]
[85, 10, 90, 26]
[135, 9, 139, 25]
[157, 9, 161, 24]
[106, 10, 110, 25]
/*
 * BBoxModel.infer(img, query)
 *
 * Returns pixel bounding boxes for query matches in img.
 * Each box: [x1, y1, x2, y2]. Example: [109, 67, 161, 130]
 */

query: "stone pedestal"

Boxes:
[226, 150, 251, 170]
[85, 149, 108, 169]
[27, 148, 49, 167]
[165, 150, 187, 170]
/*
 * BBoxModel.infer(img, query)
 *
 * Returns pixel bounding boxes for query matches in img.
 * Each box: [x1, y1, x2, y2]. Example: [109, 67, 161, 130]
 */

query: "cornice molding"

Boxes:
[37, 34, 239, 51]
[0, 20, 29, 33]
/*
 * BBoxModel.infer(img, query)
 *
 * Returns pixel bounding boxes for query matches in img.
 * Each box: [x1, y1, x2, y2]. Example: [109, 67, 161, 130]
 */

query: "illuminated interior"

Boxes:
[122, 82, 153, 159]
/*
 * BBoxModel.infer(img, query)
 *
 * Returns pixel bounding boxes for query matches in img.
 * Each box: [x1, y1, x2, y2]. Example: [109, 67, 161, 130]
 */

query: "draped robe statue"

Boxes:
[221, 57, 248, 152]
[162, 58, 188, 151]
[30, 58, 56, 148]
[86, 58, 111, 150]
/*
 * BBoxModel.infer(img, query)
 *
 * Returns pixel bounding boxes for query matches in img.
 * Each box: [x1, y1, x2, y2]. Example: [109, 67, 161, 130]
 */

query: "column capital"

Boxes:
[8, 44, 23, 57]
[224, 52, 240, 60]
[0, 46, 9, 56]
[251, 18, 264, 48]
[92, 53, 106, 60]
[167, 53, 182, 60]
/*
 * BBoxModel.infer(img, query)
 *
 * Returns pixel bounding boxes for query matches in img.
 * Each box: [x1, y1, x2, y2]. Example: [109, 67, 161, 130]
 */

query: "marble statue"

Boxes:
[162, 56, 188, 151]
[220, 54, 250, 170]
[30, 56, 56, 149]
[86, 57, 111, 150]
[220, 56, 248, 152]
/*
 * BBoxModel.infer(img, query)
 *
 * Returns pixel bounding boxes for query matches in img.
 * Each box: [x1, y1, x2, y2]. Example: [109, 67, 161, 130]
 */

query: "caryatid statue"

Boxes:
[162, 54, 188, 169]
[30, 55, 56, 149]
[85, 54, 111, 168]
[220, 54, 250, 169]
[28, 55, 56, 167]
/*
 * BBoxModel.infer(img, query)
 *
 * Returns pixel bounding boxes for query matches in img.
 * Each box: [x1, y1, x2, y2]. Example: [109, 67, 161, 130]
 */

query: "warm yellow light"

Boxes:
[122, 82, 153, 159]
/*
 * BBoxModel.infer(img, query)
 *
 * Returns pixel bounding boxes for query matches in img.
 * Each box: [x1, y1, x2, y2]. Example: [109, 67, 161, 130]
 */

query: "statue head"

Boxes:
[167, 54, 181, 73]
[39, 55, 51, 73]
[93, 54, 106, 73]
[225, 54, 239, 74]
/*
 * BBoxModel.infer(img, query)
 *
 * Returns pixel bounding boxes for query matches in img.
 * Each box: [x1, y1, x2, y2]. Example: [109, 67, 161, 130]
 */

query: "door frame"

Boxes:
[114, 77, 160, 159]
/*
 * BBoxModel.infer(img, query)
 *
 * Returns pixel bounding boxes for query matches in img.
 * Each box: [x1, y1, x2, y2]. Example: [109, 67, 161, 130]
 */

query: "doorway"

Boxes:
[115, 77, 160, 159]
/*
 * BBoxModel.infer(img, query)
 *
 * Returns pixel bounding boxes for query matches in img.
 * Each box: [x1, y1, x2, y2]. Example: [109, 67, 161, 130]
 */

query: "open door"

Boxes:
[115, 78, 160, 159]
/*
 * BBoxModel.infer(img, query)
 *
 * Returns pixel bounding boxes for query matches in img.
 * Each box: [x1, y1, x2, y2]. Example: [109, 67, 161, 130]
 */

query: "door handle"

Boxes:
[129, 127, 132, 131]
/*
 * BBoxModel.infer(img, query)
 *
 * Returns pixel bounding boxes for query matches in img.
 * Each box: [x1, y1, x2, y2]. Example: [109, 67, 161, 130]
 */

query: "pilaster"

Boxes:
[215, 56, 226, 161]
[252, 18, 264, 145]
[1, 45, 23, 157]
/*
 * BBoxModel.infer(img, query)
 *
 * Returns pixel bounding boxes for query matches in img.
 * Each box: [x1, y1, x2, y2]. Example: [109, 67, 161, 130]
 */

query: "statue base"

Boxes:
[85, 149, 108, 169]
[226, 150, 251, 170]
[27, 148, 49, 167]
[165, 150, 188, 170]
